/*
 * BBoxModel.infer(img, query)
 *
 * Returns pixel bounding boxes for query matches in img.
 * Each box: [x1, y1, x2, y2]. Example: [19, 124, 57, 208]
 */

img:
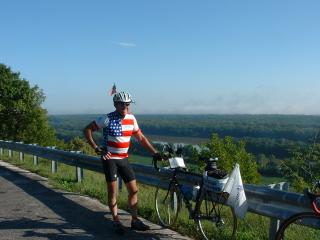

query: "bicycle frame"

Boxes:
[161, 168, 195, 217]
[161, 167, 229, 222]
[154, 152, 237, 240]
[307, 190, 320, 215]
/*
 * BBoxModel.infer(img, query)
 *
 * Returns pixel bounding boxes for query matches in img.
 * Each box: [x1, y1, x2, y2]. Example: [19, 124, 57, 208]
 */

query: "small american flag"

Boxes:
[109, 83, 117, 96]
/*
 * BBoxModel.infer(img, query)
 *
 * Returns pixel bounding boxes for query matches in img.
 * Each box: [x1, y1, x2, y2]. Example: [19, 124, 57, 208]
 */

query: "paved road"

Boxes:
[0, 160, 192, 240]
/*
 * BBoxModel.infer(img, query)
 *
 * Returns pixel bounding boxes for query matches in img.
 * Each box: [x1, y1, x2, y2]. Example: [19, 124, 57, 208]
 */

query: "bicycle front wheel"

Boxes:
[196, 191, 237, 240]
[155, 179, 181, 227]
[275, 212, 320, 240]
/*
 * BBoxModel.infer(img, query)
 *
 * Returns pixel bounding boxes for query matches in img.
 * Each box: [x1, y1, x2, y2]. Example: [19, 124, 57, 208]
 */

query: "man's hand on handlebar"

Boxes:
[152, 151, 170, 171]
[153, 152, 163, 161]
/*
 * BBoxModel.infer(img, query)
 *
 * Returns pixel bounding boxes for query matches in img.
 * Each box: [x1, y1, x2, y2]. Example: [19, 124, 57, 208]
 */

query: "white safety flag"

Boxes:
[223, 163, 248, 219]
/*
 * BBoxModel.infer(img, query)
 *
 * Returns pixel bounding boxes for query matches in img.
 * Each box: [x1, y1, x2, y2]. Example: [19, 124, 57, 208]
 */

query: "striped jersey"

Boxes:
[93, 111, 140, 159]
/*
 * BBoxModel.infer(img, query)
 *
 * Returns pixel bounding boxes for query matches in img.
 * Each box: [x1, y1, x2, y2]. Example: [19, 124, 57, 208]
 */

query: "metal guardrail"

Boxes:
[0, 140, 317, 239]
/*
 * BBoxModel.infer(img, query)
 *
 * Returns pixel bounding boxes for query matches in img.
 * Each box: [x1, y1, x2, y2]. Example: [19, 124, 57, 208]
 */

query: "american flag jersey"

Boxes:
[93, 111, 140, 159]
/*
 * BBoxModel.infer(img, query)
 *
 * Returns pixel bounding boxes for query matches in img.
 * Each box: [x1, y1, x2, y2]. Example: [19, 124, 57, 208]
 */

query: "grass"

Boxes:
[129, 154, 152, 165]
[0, 149, 312, 240]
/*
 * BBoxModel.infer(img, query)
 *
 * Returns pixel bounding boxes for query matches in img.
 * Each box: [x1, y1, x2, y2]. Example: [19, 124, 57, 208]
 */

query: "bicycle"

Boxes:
[153, 149, 237, 240]
[275, 179, 320, 240]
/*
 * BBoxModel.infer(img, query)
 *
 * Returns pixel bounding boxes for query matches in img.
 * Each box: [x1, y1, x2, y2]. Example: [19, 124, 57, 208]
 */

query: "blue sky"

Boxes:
[1, 0, 320, 115]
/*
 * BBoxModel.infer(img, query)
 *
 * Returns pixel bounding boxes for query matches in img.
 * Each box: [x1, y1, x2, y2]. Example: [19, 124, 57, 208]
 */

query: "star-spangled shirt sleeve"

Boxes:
[132, 115, 140, 134]
[93, 115, 109, 130]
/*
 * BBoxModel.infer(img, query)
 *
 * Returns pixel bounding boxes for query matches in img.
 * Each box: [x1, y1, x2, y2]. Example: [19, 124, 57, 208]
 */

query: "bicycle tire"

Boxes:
[275, 212, 320, 240]
[196, 191, 237, 240]
[155, 179, 181, 227]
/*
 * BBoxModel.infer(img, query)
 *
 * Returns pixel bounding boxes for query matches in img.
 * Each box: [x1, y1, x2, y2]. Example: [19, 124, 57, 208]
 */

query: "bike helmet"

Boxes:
[113, 91, 134, 103]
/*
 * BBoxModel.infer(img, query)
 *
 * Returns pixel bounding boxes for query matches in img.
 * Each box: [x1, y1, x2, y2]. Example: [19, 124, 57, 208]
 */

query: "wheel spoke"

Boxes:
[196, 192, 237, 240]
[155, 180, 180, 227]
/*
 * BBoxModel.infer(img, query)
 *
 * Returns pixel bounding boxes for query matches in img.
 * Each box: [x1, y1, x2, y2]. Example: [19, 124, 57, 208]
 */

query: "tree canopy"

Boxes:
[196, 134, 260, 184]
[281, 142, 320, 192]
[0, 64, 56, 145]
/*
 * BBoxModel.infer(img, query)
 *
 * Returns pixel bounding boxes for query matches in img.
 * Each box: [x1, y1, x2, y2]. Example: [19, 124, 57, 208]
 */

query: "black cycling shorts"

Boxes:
[101, 158, 136, 183]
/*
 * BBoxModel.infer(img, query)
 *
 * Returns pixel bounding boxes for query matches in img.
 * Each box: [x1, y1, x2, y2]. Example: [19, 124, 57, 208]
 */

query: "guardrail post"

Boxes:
[16, 142, 24, 162]
[19, 152, 24, 162]
[48, 146, 57, 173]
[268, 182, 289, 240]
[30, 144, 39, 165]
[33, 155, 39, 166]
[51, 160, 57, 173]
[74, 151, 84, 183]
[76, 167, 84, 183]
[8, 149, 12, 158]
[0, 147, 3, 155]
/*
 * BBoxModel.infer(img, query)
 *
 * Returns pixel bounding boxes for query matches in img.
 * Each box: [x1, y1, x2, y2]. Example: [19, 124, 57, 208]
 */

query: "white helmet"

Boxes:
[113, 91, 134, 103]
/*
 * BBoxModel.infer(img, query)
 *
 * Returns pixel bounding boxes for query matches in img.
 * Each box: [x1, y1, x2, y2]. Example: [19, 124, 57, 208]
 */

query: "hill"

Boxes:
[48, 114, 320, 158]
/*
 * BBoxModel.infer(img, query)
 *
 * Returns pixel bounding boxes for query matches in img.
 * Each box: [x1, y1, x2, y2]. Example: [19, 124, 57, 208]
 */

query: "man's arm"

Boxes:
[133, 131, 157, 155]
[83, 122, 99, 150]
[84, 122, 111, 159]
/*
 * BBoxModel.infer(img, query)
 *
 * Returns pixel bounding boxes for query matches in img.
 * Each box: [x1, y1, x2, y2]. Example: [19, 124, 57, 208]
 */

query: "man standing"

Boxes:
[83, 91, 159, 234]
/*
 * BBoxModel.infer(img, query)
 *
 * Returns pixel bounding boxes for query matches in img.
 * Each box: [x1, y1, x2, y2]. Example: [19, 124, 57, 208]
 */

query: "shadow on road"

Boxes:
[0, 164, 178, 239]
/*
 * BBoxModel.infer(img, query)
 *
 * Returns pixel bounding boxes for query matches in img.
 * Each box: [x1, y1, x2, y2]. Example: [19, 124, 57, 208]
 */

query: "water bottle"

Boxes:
[180, 185, 193, 201]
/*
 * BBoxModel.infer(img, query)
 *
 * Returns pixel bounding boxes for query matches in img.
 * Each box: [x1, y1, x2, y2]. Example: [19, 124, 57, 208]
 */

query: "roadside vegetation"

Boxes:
[0, 150, 270, 240]
[2, 147, 319, 239]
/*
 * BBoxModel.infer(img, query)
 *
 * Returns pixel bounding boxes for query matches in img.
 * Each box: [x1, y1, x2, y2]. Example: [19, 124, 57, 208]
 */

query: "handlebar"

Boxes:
[152, 151, 173, 171]
[152, 151, 221, 173]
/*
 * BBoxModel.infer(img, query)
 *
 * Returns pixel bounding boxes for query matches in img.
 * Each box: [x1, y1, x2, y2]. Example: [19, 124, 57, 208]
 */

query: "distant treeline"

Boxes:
[136, 114, 320, 140]
[48, 114, 320, 159]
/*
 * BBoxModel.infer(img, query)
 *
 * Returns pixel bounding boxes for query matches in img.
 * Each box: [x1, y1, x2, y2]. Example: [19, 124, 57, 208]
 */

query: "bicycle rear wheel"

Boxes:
[275, 212, 320, 240]
[196, 191, 237, 240]
[155, 179, 181, 227]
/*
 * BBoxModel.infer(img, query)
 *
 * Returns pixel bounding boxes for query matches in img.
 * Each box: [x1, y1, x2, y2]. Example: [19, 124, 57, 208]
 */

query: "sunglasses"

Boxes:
[118, 102, 130, 107]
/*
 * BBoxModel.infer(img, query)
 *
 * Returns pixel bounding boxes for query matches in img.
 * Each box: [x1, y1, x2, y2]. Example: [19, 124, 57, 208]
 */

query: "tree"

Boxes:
[0, 64, 56, 146]
[196, 133, 260, 184]
[67, 137, 95, 155]
[280, 143, 320, 192]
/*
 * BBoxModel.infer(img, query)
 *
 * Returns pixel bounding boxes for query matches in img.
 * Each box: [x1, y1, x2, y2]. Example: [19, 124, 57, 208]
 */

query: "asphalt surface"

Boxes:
[0, 160, 192, 240]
